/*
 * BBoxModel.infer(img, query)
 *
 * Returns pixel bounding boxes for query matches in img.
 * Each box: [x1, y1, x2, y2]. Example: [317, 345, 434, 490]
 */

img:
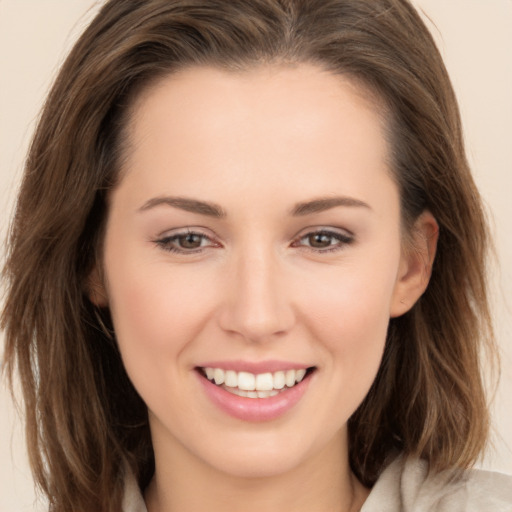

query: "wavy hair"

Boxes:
[2, 1, 495, 510]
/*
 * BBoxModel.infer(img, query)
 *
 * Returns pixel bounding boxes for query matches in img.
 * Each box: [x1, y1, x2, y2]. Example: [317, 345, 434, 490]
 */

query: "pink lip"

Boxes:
[196, 369, 313, 422]
[196, 360, 310, 373]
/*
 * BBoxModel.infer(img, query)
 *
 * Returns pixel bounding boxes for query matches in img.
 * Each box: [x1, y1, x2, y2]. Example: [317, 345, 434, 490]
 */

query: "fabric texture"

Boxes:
[360, 456, 512, 512]
[122, 455, 512, 511]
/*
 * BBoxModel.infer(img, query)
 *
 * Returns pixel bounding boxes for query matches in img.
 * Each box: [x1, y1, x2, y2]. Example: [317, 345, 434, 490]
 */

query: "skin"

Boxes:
[91, 64, 437, 512]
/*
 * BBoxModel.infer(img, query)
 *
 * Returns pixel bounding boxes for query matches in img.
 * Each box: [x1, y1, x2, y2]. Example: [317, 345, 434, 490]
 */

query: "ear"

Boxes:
[86, 265, 109, 307]
[390, 210, 439, 317]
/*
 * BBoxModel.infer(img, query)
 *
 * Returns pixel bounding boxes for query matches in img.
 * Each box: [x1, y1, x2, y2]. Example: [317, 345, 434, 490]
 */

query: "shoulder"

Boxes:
[122, 467, 147, 512]
[361, 455, 512, 512]
[121, 455, 512, 512]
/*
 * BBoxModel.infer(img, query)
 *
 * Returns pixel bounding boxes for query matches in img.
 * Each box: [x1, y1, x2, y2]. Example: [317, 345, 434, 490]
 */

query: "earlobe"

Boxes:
[86, 265, 109, 307]
[390, 210, 439, 318]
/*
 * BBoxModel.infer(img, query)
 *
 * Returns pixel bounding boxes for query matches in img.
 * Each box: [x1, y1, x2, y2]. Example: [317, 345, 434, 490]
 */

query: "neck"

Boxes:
[144, 428, 369, 512]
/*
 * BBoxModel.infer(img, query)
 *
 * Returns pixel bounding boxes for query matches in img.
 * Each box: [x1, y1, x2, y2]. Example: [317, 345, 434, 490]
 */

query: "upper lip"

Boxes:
[196, 360, 313, 374]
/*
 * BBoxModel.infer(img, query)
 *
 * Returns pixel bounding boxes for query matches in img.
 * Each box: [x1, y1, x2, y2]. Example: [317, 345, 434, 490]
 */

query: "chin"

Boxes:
[189, 426, 343, 480]
[206, 446, 312, 479]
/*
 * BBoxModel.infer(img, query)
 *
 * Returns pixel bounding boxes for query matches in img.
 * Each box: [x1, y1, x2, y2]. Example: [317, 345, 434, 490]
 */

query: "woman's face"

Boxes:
[98, 64, 430, 479]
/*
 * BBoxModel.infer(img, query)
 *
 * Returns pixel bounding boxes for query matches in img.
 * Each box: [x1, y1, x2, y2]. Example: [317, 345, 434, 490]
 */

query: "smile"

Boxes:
[200, 367, 311, 398]
[196, 365, 316, 421]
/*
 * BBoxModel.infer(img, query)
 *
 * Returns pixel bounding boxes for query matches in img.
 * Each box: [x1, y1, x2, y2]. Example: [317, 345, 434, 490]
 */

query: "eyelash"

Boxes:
[154, 228, 354, 255]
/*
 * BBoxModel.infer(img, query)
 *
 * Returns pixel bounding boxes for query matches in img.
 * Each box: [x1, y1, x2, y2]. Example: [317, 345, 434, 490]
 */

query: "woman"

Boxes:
[2, 0, 511, 511]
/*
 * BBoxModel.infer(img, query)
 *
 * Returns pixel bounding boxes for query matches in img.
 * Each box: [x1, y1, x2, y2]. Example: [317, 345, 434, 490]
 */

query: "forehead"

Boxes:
[116, 64, 395, 212]
[125, 63, 388, 157]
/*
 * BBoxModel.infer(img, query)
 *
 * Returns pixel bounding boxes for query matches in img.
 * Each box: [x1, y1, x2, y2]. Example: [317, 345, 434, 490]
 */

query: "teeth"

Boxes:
[273, 371, 285, 389]
[296, 368, 307, 382]
[225, 370, 237, 387]
[255, 373, 273, 391]
[225, 388, 281, 398]
[285, 369, 296, 387]
[202, 367, 310, 395]
[238, 371, 256, 391]
[213, 368, 225, 385]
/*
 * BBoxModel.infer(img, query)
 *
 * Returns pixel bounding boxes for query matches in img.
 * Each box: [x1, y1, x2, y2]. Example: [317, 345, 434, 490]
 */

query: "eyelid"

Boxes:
[292, 225, 354, 241]
[153, 228, 221, 254]
[152, 226, 354, 255]
[291, 227, 355, 253]
[155, 225, 217, 239]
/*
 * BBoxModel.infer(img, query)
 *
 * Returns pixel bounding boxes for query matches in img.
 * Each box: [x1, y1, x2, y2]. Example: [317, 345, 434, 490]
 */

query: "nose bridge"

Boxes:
[219, 243, 294, 342]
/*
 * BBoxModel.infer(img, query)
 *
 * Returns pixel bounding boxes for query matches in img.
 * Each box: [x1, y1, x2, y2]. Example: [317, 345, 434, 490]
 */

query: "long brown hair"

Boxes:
[2, 1, 495, 510]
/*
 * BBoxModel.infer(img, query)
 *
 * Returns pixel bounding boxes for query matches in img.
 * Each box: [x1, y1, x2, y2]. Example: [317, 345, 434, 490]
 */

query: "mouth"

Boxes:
[197, 366, 316, 399]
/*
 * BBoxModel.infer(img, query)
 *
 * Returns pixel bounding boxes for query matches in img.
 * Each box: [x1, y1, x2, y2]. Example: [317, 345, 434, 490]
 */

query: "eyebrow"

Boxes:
[290, 196, 371, 216]
[138, 195, 371, 218]
[139, 196, 227, 218]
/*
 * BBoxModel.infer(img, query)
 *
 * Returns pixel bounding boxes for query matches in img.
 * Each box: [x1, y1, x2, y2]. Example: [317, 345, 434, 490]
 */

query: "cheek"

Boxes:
[311, 289, 389, 426]
[303, 259, 396, 334]
[104, 246, 218, 381]
[297, 259, 397, 389]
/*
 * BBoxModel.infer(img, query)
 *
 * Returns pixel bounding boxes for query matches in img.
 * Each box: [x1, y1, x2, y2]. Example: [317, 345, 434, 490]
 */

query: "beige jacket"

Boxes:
[122, 455, 512, 511]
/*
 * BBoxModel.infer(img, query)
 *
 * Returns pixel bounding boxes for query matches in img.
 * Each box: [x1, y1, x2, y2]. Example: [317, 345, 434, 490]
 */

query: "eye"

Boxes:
[154, 230, 219, 254]
[293, 229, 354, 253]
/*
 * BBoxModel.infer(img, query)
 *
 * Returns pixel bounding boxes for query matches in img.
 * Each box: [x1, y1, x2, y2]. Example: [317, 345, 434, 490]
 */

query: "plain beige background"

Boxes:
[1, 1, 511, 511]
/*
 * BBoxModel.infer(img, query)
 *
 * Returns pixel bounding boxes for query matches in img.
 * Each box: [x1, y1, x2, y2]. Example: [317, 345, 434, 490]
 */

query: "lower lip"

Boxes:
[197, 371, 313, 422]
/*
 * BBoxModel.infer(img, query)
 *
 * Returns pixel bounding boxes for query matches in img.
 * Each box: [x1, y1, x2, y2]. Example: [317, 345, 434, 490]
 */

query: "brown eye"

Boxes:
[178, 233, 204, 249]
[307, 233, 335, 248]
[155, 231, 217, 254]
[294, 229, 354, 253]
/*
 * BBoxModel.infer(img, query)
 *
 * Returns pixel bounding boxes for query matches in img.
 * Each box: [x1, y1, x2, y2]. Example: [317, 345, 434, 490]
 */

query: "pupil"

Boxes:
[309, 233, 331, 248]
[180, 234, 201, 249]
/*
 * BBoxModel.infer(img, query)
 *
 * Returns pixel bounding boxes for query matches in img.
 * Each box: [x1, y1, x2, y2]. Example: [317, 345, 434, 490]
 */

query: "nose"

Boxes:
[217, 247, 295, 344]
